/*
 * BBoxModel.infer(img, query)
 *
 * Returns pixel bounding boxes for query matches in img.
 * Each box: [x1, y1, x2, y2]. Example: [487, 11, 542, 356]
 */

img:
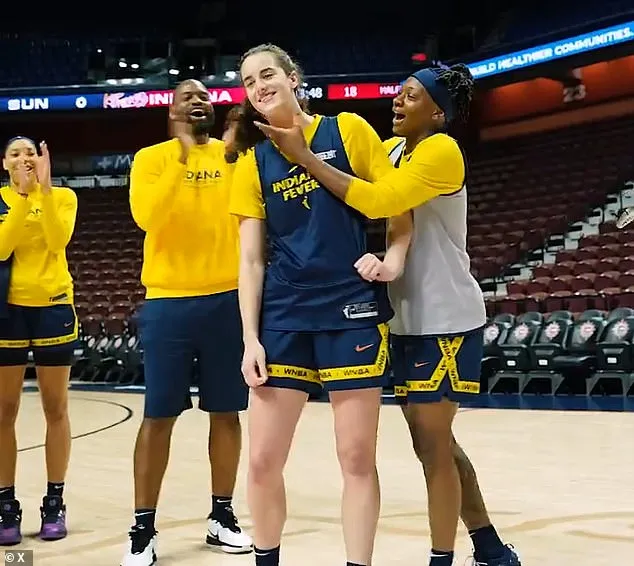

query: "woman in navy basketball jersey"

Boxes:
[229, 44, 412, 566]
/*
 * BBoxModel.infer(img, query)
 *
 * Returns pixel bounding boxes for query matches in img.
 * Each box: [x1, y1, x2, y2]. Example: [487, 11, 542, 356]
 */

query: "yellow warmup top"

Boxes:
[346, 133, 465, 218]
[129, 138, 239, 299]
[0, 185, 77, 307]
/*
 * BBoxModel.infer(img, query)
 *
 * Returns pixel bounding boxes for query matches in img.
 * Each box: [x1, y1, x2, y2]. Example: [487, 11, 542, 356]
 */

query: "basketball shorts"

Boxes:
[261, 323, 390, 396]
[138, 290, 248, 418]
[0, 304, 78, 366]
[391, 327, 483, 404]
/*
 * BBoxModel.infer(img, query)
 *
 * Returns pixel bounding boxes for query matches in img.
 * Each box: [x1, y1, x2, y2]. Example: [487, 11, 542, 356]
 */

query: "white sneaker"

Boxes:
[617, 207, 634, 229]
[121, 525, 157, 566]
[206, 507, 253, 554]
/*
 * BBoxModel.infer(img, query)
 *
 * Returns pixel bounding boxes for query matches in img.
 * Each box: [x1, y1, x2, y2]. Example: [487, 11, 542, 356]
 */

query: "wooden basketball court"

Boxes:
[9, 390, 633, 565]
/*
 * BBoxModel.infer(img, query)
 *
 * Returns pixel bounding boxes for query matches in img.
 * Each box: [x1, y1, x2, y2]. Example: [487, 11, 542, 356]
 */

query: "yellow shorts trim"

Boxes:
[266, 323, 390, 386]
[0, 339, 30, 349]
[267, 364, 321, 384]
[0, 305, 78, 349]
[406, 336, 480, 394]
[394, 385, 408, 398]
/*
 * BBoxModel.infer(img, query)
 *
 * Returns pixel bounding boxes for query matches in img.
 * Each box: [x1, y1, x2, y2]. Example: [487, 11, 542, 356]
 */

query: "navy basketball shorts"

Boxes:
[0, 304, 78, 366]
[260, 323, 390, 396]
[390, 327, 483, 404]
[138, 289, 248, 418]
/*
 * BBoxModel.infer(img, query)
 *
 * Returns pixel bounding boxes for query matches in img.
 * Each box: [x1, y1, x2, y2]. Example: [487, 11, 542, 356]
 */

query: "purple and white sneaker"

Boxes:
[0, 500, 22, 546]
[38, 495, 67, 541]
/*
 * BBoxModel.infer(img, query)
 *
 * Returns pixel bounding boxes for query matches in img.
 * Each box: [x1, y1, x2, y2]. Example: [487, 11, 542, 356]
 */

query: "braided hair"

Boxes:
[233, 44, 309, 155]
[435, 63, 475, 125]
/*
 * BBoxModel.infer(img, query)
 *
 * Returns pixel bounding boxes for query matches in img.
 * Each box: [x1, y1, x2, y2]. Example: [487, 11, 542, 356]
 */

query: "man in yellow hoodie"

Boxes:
[120, 80, 252, 566]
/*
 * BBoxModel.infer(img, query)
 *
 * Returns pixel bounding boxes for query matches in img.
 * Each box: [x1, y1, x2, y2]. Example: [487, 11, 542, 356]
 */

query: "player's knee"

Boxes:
[336, 438, 376, 478]
[141, 416, 177, 436]
[0, 399, 19, 427]
[41, 398, 68, 424]
[413, 422, 454, 468]
[248, 446, 285, 484]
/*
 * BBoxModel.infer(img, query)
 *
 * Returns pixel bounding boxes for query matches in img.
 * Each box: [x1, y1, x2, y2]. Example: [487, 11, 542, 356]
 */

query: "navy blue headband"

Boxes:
[410, 68, 454, 124]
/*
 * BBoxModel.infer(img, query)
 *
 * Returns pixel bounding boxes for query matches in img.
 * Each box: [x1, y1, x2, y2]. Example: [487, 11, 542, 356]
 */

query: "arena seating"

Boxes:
[482, 308, 634, 397]
[497, 221, 634, 315]
[487, 112, 634, 317]
[454, 114, 631, 280]
[503, 0, 633, 44]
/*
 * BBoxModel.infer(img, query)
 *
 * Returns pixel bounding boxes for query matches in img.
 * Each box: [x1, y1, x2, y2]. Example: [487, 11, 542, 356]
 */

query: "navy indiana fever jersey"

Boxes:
[230, 113, 395, 332]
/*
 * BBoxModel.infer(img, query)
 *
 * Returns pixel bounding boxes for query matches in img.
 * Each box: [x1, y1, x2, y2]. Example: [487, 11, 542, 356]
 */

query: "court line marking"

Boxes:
[17, 395, 134, 453]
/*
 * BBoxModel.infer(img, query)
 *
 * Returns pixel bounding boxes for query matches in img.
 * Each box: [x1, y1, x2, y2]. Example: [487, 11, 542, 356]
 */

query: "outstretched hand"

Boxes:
[254, 113, 310, 164]
[169, 110, 196, 163]
[36, 141, 52, 194]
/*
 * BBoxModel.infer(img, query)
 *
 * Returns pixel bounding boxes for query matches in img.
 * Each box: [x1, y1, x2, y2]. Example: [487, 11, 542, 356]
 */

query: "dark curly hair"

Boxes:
[233, 43, 309, 155]
[435, 63, 475, 125]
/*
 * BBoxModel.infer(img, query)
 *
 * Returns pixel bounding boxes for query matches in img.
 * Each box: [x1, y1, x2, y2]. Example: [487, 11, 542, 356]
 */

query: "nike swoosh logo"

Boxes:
[64, 322, 73, 327]
[355, 344, 373, 352]
[414, 362, 430, 368]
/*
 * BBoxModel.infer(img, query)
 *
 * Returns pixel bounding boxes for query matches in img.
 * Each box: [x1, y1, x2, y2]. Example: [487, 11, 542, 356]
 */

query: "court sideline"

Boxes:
[8, 390, 634, 565]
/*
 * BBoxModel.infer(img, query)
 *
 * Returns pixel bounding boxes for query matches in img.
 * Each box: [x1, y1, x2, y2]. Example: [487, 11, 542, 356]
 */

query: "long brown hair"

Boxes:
[234, 43, 309, 155]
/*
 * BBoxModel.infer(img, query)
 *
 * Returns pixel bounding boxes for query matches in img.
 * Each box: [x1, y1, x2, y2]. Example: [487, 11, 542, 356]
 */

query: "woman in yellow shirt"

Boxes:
[0, 137, 77, 545]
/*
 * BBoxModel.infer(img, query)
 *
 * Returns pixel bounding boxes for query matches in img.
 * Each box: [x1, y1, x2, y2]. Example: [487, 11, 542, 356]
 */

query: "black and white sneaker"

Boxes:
[206, 504, 253, 554]
[120, 524, 157, 566]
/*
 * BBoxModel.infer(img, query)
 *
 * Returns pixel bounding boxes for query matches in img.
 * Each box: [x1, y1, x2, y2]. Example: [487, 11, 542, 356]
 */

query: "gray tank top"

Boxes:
[386, 136, 486, 336]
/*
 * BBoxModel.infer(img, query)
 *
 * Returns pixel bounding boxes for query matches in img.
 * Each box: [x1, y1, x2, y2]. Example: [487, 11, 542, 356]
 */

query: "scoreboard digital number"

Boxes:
[327, 82, 401, 100]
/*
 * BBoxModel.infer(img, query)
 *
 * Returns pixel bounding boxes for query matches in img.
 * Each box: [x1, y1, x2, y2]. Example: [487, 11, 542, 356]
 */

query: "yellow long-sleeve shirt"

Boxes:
[0, 185, 77, 307]
[345, 133, 465, 219]
[129, 138, 239, 299]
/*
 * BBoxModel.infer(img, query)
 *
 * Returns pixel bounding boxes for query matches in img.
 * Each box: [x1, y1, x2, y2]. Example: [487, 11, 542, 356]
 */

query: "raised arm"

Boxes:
[40, 188, 78, 251]
[301, 134, 464, 218]
[255, 118, 464, 219]
[129, 147, 187, 232]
